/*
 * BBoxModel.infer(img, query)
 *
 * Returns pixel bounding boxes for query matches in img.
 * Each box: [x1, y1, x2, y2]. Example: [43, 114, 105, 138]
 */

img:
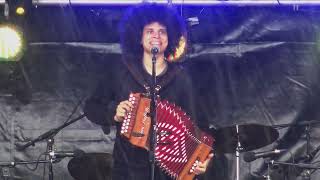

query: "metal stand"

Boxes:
[0, 157, 61, 180]
[265, 161, 272, 180]
[303, 123, 312, 180]
[14, 114, 86, 180]
[272, 120, 320, 180]
[16, 114, 85, 151]
[263, 160, 320, 180]
[47, 137, 54, 180]
[0, 159, 60, 167]
[235, 125, 243, 180]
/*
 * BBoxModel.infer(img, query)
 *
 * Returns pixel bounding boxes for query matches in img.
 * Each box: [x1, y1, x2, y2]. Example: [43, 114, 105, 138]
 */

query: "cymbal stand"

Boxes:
[235, 125, 243, 180]
[304, 123, 311, 180]
[264, 161, 272, 180]
[47, 137, 54, 180]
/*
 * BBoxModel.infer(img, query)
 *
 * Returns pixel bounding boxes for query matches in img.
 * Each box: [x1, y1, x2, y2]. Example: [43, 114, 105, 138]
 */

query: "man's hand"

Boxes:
[114, 100, 133, 122]
[194, 153, 214, 175]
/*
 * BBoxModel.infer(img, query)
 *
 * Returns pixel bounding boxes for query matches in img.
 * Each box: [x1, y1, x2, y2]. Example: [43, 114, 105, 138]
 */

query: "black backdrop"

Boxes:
[0, 4, 320, 180]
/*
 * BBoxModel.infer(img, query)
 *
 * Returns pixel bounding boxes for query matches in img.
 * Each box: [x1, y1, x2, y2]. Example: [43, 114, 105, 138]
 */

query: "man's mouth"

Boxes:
[150, 42, 161, 46]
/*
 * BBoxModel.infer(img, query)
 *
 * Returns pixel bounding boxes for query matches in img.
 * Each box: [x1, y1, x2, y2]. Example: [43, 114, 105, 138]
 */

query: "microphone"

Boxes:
[0, 161, 15, 167]
[243, 149, 286, 162]
[151, 46, 159, 55]
[46, 149, 85, 159]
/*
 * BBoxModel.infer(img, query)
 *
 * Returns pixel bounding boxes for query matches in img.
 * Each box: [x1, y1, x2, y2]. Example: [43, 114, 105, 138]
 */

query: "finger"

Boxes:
[122, 100, 134, 109]
[203, 153, 214, 166]
[119, 101, 132, 112]
[122, 104, 132, 112]
[208, 153, 214, 158]
[197, 162, 205, 168]
[194, 154, 214, 175]
[117, 111, 126, 117]
[194, 166, 206, 175]
[114, 108, 126, 122]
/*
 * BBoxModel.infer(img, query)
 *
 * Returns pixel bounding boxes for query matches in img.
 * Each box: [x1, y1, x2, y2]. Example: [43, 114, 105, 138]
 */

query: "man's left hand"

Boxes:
[194, 153, 214, 175]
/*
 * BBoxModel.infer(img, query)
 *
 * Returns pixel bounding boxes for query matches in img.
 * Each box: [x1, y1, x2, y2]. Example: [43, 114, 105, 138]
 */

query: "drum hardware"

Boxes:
[263, 160, 320, 180]
[211, 124, 279, 180]
[266, 120, 320, 180]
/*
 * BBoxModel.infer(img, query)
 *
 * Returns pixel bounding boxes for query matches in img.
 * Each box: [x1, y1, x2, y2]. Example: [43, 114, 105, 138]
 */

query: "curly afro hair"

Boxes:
[119, 3, 186, 60]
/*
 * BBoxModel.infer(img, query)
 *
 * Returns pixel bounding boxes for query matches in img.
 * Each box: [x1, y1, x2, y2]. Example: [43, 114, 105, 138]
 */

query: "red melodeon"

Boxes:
[120, 93, 214, 180]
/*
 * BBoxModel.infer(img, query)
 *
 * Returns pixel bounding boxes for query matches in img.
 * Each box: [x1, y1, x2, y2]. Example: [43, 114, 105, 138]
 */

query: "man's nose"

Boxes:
[152, 32, 160, 38]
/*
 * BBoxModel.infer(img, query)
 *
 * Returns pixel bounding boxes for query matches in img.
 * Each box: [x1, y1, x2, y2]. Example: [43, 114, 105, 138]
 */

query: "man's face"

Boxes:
[141, 22, 168, 55]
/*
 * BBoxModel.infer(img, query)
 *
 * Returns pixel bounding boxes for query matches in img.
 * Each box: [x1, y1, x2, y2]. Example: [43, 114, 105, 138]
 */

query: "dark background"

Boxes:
[1, 3, 320, 180]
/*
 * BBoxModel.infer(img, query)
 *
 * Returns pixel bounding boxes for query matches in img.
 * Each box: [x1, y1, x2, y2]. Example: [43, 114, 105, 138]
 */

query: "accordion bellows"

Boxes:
[120, 93, 214, 180]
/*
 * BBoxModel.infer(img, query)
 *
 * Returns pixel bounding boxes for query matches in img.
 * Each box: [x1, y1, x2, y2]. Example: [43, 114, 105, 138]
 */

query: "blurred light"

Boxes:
[22, 0, 320, 5]
[0, 25, 24, 61]
[0, 0, 319, 5]
[16, 7, 25, 15]
[167, 36, 187, 62]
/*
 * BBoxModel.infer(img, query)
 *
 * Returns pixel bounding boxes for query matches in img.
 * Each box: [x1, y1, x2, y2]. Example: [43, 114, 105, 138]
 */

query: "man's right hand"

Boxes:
[114, 100, 133, 122]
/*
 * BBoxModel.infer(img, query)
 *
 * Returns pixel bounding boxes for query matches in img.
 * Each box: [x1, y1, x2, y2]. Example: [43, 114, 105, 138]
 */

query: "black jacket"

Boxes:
[84, 58, 207, 180]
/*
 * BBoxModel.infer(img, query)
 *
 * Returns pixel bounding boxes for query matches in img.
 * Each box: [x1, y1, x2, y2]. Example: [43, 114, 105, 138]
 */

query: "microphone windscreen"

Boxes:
[151, 47, 159, 54]
[243, 152, 256, 162]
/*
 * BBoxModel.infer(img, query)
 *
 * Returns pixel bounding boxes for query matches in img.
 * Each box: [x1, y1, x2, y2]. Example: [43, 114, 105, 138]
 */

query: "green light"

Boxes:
[0, 25, 24, 61]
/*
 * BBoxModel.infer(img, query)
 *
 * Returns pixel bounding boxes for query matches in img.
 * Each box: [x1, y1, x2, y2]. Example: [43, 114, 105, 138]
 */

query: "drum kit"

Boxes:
[67, 122, 320, 180]
[1, 121, 319, 180]
[208, 122, 320, 180]
[66, 124, 280, 180]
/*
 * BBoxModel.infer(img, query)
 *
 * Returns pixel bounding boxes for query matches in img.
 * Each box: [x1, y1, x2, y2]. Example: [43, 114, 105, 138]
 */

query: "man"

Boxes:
[84, 3, 212, 180]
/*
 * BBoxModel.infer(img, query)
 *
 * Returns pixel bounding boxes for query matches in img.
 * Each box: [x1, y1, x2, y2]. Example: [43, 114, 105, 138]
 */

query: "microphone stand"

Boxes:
[149, 49, 158, 180]
[16, 114, 86, 180]
[0, 158, 64, 180]
[0, 159, 60, 167]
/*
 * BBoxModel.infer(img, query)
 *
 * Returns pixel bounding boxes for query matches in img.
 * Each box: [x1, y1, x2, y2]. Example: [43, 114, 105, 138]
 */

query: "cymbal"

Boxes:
[211, 124, 279, 153]
[67, 153, 113, 180]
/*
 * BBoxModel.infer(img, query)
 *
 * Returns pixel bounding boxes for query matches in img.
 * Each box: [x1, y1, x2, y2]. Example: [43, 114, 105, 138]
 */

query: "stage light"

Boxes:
[0, 25, 25, 61]
[3, 0, 31, 17]
[16, 7, 25, 16]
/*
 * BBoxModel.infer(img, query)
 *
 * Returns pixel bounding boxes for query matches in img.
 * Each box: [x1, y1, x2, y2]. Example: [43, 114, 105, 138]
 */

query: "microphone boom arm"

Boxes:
[17, 114, 86, 151]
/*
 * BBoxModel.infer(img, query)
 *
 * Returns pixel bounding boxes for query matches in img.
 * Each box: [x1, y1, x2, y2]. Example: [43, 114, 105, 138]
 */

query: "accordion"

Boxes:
[120, 93, 214, 180]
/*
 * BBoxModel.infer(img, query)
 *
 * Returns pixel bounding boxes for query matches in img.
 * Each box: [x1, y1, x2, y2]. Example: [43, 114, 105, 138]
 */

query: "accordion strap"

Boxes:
[122, 59, 182, 93]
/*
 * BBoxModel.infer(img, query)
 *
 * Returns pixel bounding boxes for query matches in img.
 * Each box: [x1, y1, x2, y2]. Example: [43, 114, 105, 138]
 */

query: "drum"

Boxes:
[67, 153, 112, 180]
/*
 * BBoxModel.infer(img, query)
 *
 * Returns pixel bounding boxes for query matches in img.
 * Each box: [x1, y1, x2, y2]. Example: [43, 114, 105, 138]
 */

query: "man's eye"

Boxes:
[160, 31, 167, 35]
